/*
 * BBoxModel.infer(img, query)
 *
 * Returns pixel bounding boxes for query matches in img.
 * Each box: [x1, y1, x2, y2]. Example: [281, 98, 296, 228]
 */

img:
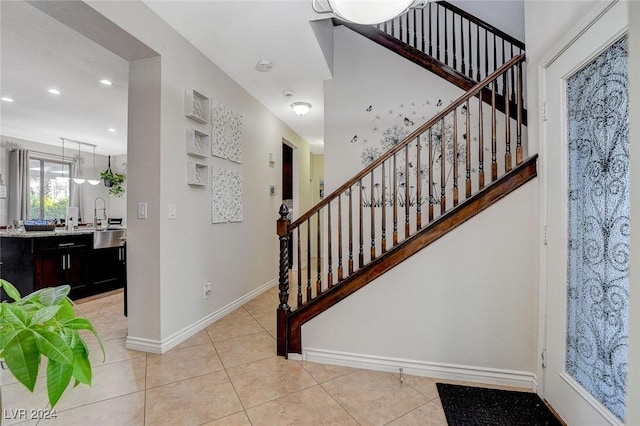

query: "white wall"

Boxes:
[85, 1, 312, 346]
[447, 1, 525, 42]
[303, 180, 538, 379]
[324, 25, 466, 193]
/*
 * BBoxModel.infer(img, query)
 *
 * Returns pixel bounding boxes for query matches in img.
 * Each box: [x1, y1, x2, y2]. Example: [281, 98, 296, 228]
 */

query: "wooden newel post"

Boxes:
[276, 204, 291, 357]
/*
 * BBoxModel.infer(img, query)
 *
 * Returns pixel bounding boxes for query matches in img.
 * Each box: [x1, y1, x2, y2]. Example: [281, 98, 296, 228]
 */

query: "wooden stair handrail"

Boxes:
[288, 53, 525, 231]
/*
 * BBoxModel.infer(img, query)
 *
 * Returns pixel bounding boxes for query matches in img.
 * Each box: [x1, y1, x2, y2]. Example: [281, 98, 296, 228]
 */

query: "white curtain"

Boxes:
[7, 149, 30, 221]
[68, 161, 84, 222]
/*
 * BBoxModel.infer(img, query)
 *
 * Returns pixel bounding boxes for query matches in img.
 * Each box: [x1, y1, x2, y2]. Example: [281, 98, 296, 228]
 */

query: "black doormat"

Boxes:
[436, 383, 563, 426]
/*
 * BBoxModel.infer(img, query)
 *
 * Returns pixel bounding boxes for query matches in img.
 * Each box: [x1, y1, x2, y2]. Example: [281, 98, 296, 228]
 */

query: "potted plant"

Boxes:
[100, 156, 125, 197]
[0, 279, 104, 408]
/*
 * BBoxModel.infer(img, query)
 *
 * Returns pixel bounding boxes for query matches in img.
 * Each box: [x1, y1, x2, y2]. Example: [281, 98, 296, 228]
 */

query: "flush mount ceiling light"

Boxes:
[99, 79, 113, 86]
[313, 0, 424, 25]
[255, 60, 273, 72]
[108, 128, 116, 133]
[291, 101, 312, 116]
[48, 88, 61, 95]
[1, 97, 14, 102]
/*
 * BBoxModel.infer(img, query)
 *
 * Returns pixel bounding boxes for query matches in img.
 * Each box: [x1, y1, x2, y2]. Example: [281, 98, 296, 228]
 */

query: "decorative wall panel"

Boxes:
[211, 167, 243, 224]
[211, 102, 243, 163]
[566, 36, 628, 421]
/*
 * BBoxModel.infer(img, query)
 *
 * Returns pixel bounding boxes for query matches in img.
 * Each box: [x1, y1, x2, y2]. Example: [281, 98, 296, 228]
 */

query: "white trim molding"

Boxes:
[126, 278, 278, 353]
[302, 347, 538, 391]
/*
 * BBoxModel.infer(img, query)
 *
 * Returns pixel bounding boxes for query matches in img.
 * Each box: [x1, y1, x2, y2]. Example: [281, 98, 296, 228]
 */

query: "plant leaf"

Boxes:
[46, 359, 73, 407]
[64, 318, 105, 363]
[20, 288, 44, 303]
[56, 298, 75, 321]
[71, 341, 92, 385]
[38, 286, 70, 306]
[3, 329, 40, 391]
[33, 329, 74, 365]
[63, 318, 94, 330]
[29, 305, 62, 326]
[0, 329, 20, 352]
[2, 304, 28, 327]
[0, 279, 21, 301]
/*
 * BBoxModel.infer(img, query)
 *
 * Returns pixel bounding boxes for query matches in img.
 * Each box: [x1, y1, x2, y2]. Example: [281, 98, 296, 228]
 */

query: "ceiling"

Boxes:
[0, 1, 333, 156]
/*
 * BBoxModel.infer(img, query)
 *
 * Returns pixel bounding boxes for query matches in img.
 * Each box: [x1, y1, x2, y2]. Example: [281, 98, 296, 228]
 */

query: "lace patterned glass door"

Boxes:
[543, 2, 629, 425]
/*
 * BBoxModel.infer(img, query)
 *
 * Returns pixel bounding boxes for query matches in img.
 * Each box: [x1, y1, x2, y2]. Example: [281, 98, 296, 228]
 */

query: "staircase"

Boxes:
[336, 1, 527, 125]
[276, 4, 537, 357]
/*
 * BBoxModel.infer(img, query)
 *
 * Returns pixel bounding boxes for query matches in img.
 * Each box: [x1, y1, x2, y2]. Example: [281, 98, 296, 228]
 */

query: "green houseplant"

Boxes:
[100, 156, 125, 197]
[0, 279, 104, 408]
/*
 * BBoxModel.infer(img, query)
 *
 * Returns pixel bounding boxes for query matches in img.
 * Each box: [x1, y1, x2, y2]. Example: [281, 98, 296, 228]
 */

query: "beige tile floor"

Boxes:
[1, 287, 524, 425]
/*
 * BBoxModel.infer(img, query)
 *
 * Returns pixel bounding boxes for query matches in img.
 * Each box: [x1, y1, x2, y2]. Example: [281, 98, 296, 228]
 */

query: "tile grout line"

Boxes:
[205, 322, 251, 423]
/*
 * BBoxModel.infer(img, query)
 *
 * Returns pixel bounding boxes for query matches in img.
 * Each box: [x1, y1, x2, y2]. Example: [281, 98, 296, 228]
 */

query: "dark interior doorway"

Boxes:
[282, 143, 293, 268]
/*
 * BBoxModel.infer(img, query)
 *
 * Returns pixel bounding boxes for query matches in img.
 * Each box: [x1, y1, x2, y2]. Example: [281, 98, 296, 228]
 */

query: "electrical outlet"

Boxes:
[203, 282, 212, 299]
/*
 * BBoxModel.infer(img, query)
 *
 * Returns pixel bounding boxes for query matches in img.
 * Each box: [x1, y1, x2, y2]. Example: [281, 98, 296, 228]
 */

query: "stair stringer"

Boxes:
[285, 155, 537, 354]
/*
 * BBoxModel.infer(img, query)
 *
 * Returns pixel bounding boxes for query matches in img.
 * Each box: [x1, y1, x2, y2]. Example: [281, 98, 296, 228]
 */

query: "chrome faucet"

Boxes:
[93, 196, 107, 229]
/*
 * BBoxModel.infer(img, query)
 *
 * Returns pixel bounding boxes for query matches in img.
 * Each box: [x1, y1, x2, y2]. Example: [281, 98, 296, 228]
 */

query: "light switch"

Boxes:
[168, 203, 177, 220]
[137, 202, 147, 219]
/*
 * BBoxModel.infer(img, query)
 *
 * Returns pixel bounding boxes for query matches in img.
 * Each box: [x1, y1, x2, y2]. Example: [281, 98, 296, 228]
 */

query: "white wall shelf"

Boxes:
[185, 89, 210, 124]
[186, 129, 210, 158]
[187, 162, 209, 186]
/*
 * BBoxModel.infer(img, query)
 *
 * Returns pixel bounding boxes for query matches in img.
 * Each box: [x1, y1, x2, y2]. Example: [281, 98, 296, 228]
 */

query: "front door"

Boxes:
[543, 2, 629, 425]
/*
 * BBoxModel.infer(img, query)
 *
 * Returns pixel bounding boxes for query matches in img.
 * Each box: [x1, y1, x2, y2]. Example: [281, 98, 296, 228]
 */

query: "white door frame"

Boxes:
[538, 0, 628, 423]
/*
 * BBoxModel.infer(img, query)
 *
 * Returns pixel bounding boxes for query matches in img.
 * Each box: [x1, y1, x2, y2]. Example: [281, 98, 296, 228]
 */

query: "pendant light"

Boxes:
[58, 138, 70, 182]
[72, 141, 86, 184]
[87, 146, 101, 185]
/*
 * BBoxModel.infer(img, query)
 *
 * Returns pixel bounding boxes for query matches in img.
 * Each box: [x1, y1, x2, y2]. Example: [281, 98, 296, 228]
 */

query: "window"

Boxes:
[29, 157, 71, 220]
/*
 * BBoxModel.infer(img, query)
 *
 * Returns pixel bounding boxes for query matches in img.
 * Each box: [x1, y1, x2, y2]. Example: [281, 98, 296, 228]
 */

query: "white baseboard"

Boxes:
[126, 277, 278, 353]
[302, 347, 538, 391]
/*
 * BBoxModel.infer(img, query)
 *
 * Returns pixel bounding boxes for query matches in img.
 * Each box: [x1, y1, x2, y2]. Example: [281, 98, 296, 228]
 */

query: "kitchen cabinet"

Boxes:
[34, 234, 91, 297]
[0, 231, 126, 302]
[90, 245, 126, 294]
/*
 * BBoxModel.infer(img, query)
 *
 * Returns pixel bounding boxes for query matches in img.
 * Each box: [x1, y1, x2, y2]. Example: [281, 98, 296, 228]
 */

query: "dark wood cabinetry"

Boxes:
[34, 235, 92, 296]
[90, 246, 126, 293]
[0, 233, 126, 301]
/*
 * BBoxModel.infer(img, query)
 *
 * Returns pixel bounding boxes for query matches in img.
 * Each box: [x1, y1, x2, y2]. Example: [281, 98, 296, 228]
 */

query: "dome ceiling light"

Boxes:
[291, 101, 312, 116]
[312, 0, 426, 25]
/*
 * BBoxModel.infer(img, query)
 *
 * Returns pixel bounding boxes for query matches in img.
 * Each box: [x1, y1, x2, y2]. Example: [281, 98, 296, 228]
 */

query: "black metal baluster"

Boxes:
[428, 4, 433, 56]
[452, 12, 457, 71]
[436, 3, 440, 61]
[444, 8, 448, 65]
[461, 15, 466, 75]
[476, 24, 481, 81]
[468, 20, 473, 78]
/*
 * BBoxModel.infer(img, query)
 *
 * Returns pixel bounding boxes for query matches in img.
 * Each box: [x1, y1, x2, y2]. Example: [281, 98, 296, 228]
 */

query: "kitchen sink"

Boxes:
[93, 229, 126, 249]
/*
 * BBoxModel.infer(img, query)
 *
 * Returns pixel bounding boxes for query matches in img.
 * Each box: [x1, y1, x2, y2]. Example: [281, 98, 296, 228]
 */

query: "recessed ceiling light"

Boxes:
[107, 128, 116, 133]
[100, 79, 113, 86]
[255, 60, 273, 72]
[1, 97, 14, 102]
[48, 89, 61, 95]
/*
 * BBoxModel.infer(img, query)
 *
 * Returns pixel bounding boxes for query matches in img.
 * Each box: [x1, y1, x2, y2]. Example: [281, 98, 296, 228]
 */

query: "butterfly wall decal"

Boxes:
[404, 117, 414, 126]
[350, 135, 358, 143]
